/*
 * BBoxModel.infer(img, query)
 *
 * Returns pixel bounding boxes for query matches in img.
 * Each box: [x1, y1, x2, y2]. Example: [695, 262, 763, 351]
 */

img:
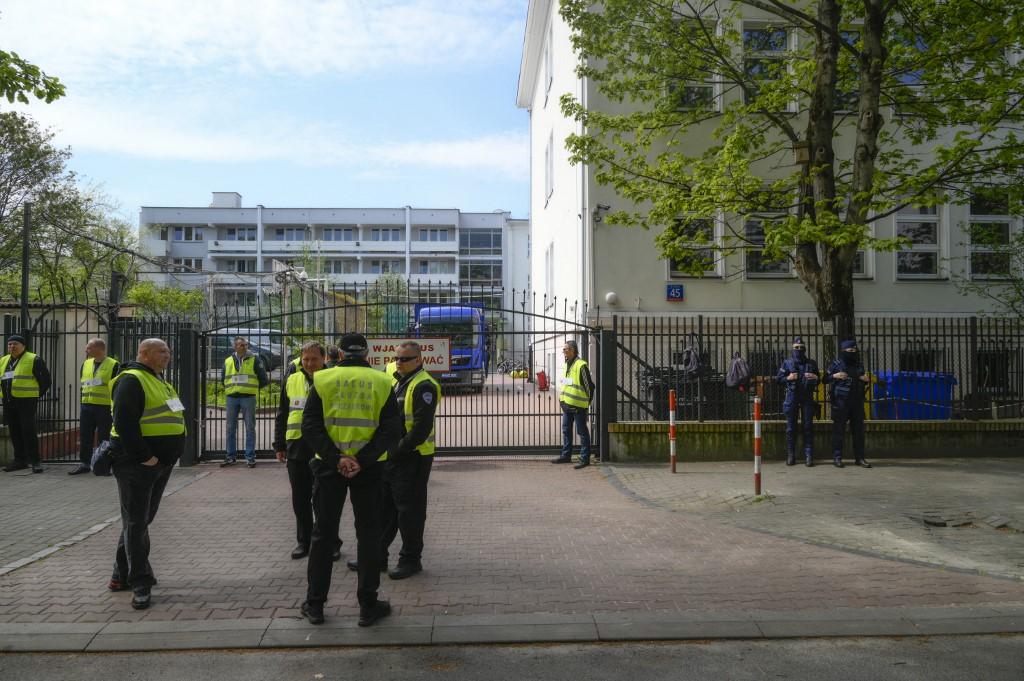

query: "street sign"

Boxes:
[366, 337, 451, 372]
[666, 284, 685, 302]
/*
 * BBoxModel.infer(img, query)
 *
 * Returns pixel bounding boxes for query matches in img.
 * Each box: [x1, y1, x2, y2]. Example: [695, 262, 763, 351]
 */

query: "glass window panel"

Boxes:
[897, 251, 938, 275]
[743, 27, 788, 51]
[971, 252, 1012, 277]
[897, 221, 938, 244]
[970, 193, 1009, 216]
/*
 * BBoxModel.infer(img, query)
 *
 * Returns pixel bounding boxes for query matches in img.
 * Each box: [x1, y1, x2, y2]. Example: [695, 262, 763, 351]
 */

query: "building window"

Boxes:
[325, 259, 359, 275]
[544, 24, 553, 98]
[275, 227, 308, 241]
[370, 228, 402, 241]
[418, 260, 455, 275]
[369, 259, 404, 274]
[969, 194, 1012, 280]
[668, 19, 717, 111]
[896, 205, 941, 278]
[743, 25, 790, 106]
[744, 216, 791, 276]
[418, 228, 451, 242]
[667, 217, 719, 277]
[459, 261, 502, 286]
[172, 257, 203, 273]
[158, 226, 168, 240]
[224, 259, 256, 273]
[544, 243, 554, 303]
[544, 132, 554, 201]
[222, 291, 257, 307]
[323, 228, 356, 241]
[225, 227, 256, 241]
[459, 229, 502, 256]
[836, 29, 861, 111]
[172, 225, 203, 241]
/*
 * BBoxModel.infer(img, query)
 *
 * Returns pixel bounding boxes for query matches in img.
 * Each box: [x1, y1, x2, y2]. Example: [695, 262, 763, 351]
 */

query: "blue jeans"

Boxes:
[560, 406, 591, 462]
[225, 395, 256, 462]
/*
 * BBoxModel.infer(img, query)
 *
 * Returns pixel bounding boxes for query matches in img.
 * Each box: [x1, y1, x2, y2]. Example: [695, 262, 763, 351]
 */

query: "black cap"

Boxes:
[6, 334, 26, 346]
[792, 336, 805, 348]
[340, 333, 368, 355]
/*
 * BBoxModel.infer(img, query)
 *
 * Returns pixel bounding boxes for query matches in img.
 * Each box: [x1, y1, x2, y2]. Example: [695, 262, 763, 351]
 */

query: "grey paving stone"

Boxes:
[87, 629, 265, 651]
[100, 617, 270, 634]
[597, 620, 762, 641]
[267, 615, 435, 630]
[0, 634, 96, 652]
[261, 625, 433, 647]
[431, 622, 599, 644]
[908, 616, 1024, 635]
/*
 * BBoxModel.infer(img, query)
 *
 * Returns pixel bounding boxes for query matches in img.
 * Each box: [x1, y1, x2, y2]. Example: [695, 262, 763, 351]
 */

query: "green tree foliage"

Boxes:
[953, 224, 1024, 318]
[0, 49, 64, 104]
[124, 280, 204, 318]
[365, 273, 410, 334]
[560, 0, 1024, 336]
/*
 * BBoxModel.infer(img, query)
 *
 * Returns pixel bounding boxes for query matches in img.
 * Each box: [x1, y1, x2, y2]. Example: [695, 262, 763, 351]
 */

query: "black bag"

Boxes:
[676, 333, 704, 379]
[91, 439, 116, 476]
[725, 351, 752, 391]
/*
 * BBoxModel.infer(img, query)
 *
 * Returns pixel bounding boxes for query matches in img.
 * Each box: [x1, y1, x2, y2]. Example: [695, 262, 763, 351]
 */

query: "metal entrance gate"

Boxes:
[198, 297, 602, 459]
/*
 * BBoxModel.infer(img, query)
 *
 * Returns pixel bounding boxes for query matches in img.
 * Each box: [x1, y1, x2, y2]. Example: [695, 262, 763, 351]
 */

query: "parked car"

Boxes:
[207, 329, 284, 373]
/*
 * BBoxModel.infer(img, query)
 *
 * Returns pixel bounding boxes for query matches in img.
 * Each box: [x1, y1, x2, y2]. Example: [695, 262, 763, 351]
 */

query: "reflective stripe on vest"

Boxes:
[81, 356, 118, 406]
[0, 352, 40, 398]
[284, 370, 312, 441]
[401, 369, 440, 456]
[313, 365, 392, 462]
[559, 358, 591, 409]
[110, 369, 186, 438]
[224, 355, 259, 396]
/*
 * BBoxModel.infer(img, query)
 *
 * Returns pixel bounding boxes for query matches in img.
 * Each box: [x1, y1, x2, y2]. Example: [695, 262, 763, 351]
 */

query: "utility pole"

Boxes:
[20, 202, 31, 337]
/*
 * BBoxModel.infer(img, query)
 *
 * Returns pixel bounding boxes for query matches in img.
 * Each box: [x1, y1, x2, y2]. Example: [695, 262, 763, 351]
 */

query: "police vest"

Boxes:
[110, 369, 186, 438]
[559, 358, 591, 409]
[284, 370, 312, 441]
[0, 352, 40, 399]
[385, 360, 398, 378]
[400, 369, 441, 456]
[224, 355, 259, 396]
[81, 356, 118, 406]
[313, 365, 392, 462]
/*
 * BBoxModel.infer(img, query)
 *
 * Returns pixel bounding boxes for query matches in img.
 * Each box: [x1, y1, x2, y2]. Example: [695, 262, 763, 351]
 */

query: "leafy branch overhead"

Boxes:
[558, 0, 1024, 331]
[0, 49, 64, 104]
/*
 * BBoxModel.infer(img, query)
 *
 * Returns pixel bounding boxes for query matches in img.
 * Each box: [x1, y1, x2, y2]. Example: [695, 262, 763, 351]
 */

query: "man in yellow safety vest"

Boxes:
[551, 340, 595, 469]
[299, 333, 402, 627]
[70, 338, 120, 475]
[221, 336, 269, 468]
[1, 333, 52, 473]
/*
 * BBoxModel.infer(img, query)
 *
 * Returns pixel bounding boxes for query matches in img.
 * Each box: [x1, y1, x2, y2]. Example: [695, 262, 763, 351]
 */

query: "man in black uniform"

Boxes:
[1, 334, 52, 473]
[348, 341, 439, 580]
[300, 333, 402, 627]
[776, 337, 820, 466]
[273, 340, 342, 561]
[823, 339, 872, 469]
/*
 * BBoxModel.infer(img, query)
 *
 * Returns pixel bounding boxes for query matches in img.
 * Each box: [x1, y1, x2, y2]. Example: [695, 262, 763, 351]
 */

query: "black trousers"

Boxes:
[4, 398, 39, 466]
[112, 461, 174, 589]
[380, 455, 433, 566]
[306, 463, 382, 609]
[80, 403, 113, 467]
[831, 402, 866, 461]
[784, 400, 816, 456]
[287, 456, 344, 548]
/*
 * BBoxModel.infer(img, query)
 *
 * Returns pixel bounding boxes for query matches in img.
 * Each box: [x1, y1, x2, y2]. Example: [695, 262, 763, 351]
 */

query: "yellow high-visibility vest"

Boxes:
[0, 352, 40, 398]
[559, 357, 591, 409]
[110, 369, 186, 438]
[284, 370, 311, 441]
[81, 356, 118, 406]
[224, 355, 259, 396]
[313, 365, 392, 462]
[400, 369, 440, 456]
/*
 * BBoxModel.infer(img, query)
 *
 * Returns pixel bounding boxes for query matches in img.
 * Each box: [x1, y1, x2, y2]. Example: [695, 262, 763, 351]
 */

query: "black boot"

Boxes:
[855, 458, 872, 468]
[786, 452, 796, 466]
[833, 458, 844, 468]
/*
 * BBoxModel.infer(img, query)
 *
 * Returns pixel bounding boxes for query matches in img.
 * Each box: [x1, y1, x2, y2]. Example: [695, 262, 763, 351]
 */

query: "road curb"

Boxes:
[1, 605, 1022, 652]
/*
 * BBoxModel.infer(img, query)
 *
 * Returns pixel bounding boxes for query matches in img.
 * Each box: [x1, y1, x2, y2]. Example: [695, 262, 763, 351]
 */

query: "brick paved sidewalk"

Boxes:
[0, 460, 1022, 627]
[606, 458, 1024, 579]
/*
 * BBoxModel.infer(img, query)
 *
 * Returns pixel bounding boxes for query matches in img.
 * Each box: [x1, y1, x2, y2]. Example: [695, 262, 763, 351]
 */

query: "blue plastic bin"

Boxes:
[872, 371, 957, 420]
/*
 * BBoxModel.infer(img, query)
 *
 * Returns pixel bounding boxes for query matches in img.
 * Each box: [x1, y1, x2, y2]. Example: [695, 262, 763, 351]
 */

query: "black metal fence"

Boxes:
[613, 315, 1024, 422]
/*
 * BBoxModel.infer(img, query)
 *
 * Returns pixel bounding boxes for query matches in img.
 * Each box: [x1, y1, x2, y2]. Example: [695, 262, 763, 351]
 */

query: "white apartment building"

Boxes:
[517, 0, 1019, 320]
[138, 193, 529, 310]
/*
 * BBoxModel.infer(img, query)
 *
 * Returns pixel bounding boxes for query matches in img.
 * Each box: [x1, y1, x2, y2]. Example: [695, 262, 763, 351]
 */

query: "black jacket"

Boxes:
[1, 352, 52, 402]
[273, 368, 316, 461]
[110, 361, 186, 466]
[301, 358, 403, 471]
[822, 358, 867, 404]
[391, 366, 439, 461]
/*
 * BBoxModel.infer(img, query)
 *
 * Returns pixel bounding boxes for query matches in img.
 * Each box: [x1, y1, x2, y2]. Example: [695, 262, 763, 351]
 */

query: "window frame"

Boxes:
[968, 195, 1014, 280]
[666, 215, 723, 279]
[741, 23, 795, 110]
[743, 213, 792, 278]
[895, 204, 944, 280]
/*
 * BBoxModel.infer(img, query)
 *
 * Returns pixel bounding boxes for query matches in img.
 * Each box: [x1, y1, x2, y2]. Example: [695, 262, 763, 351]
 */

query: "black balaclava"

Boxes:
[840, 340, 860, 367]
[791, 337, 806, 361]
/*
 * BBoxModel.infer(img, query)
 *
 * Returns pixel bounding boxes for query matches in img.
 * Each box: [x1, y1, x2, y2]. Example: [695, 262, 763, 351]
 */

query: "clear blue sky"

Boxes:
[1, 1, 530, 221]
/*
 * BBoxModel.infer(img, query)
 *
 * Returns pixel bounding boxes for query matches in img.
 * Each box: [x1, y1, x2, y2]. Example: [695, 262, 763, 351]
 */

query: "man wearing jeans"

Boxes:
[221, 337, 268, 468]
[550, 340, 595, 469]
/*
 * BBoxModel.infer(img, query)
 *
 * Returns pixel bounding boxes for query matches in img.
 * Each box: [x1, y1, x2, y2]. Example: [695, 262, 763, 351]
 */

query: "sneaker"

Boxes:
[220, 459, 236, 468]
[68, 465, 91, 475]
[108, 579, 130, 592]
[301, 600, 324, 625]
[247, 461, 256, 468]
[358, 599, 391, 627]
[31, 465, 43, 474]
[131, 587, 151, 610]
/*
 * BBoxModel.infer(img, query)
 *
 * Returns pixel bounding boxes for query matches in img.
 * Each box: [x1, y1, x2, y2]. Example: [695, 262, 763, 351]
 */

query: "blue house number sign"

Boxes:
[666, 284, 685, 302]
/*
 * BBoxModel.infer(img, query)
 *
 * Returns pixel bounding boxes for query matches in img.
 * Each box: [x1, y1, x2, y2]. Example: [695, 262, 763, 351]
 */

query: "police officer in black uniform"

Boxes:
[823, 339, 872, 468]
[776, 337, 819, 466]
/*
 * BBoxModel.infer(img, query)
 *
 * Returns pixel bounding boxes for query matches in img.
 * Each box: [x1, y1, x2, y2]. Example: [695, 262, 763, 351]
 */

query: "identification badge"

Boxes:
[82, 378, 103, 387]
[2, 371, 15, 380]
[231, 374, 249, 385]
[561, 377, 574, 386]
[291, 397, 306, 410]
[166, 397, 185, 412]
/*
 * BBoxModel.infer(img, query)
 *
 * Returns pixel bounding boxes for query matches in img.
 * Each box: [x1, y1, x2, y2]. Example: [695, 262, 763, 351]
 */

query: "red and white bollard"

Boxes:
[753, 396, 763, 495]
[669, 389, 677, 473]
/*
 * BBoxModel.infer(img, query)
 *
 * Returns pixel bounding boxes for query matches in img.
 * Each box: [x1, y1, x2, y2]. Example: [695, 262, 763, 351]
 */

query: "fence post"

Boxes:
[753, 396, 762, 495]
[177, 327, 200, 467]
[669, 388, 677, 473]
[598, 327, 617, 464]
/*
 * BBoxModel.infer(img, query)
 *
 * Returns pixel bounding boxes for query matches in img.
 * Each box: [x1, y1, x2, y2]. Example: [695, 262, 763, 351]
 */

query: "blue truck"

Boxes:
[414, 303, 488, 393]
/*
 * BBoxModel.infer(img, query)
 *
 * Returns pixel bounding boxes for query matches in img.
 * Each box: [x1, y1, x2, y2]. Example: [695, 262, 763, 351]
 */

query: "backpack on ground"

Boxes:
[725, 351, 751, 392]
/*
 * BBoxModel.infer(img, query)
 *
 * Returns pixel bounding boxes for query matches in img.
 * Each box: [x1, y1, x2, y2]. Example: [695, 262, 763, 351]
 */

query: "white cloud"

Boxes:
[0, 0, 524, 84]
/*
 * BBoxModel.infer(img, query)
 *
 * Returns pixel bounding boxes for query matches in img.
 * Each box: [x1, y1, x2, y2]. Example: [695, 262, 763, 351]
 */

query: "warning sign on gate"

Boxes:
[366, 338, 451, 373]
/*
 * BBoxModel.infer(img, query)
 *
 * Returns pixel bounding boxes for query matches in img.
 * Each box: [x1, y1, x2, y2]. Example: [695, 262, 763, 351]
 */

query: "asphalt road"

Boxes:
[1, 636, 1021, 680]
